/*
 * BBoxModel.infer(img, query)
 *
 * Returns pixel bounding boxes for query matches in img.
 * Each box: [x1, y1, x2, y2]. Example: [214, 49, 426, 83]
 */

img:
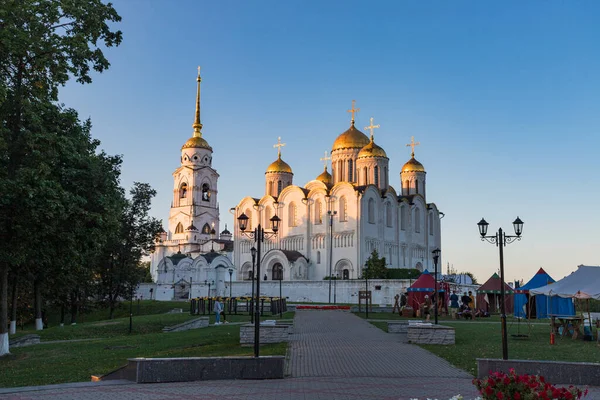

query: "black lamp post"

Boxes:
[228, 268, 233, 298]
[333, 273, 338, 304]
[251, 246, 256, 323]
[432, 248, 441, 325]
[477, 216, 524, 360]
[210, 227, 216, 252]
[327, 209, 337, 304]
[189, 276, 193, 301]
[238, 211, 280, 358]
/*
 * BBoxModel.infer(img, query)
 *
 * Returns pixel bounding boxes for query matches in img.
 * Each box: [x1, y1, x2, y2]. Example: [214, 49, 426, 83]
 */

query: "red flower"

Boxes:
[503, 377, 511, 385]
[513, 393, 521, 400]
[496, 392, 504, 399]
[485, 386, 494, 396]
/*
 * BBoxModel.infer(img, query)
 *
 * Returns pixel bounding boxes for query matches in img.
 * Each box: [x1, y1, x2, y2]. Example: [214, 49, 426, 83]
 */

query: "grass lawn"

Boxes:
[366, 315, 600, 376]
[2, 311, 294, 388]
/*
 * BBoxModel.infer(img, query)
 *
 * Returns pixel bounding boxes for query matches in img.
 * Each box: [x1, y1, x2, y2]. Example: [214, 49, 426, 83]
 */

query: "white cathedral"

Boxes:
[233, 101, 443, 282]
[150, 69, 235, 299]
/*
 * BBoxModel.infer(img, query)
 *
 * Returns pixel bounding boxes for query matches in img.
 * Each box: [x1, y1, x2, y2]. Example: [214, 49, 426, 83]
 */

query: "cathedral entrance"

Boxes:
[272, 263, 283, 280]
[343, 269, 350, 280]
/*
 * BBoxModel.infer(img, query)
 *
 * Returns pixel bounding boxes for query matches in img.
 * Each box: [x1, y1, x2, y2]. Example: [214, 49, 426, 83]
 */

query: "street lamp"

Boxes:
[228, 268, 233, 298]
[237, 211, 280, 358]
[363, 267, 369, 319]
[477, 216, 524, 360]
[251, 246, 256, 323]
[210, 226, 216, 252]
[432, 248, 441, 325]
[327, 209, 337, 303]
[189, 276, 193, 301]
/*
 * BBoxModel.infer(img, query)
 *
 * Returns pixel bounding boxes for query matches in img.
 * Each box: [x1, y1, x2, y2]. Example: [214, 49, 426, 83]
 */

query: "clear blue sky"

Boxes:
[61, 1, 600, 283]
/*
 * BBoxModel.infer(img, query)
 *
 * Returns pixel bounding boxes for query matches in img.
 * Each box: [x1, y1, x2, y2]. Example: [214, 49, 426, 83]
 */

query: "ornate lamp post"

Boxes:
[327, 209, 337, 303]
[251, 246, 256, 323]
[228, 268, 233, 298]
[277, 264, 283, 318]
[237, 212, 281, 358]
[477, 216, 524, 360]
[333, 272, 339, 304]
[431, 248, 441, 325]
[204, 279, 214, 297]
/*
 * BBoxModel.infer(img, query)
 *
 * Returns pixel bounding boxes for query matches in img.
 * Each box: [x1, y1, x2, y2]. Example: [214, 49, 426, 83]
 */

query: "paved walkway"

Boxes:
[1, 311, 597, 399]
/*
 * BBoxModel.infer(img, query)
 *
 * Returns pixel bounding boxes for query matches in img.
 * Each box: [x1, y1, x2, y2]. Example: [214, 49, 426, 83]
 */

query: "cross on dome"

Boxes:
[364, 117, 380, 141]
[320, 151, 331, 170]
[406, 136, 420, 157]
[274, 136, 286, 158]
[347, 100, 360, 125]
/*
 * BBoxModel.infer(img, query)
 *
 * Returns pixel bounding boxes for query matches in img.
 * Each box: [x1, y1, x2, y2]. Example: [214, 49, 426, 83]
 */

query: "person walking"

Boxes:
[423, 295, 432, 322]
[214, 298, 223, 325]
[449, 290, 459, 319]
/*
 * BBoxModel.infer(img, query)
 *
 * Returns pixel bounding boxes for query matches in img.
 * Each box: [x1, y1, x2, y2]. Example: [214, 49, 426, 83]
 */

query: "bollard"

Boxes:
[550, 331, 555, 345]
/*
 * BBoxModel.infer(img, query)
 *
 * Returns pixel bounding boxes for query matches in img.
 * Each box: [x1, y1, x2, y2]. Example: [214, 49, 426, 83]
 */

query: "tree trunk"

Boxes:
[34, 279, 43, 331]
[0, 267, 9, 356]
[60, 303, 65, 327]
[70, 291, 78, 325]
[9, 279, 17, 335]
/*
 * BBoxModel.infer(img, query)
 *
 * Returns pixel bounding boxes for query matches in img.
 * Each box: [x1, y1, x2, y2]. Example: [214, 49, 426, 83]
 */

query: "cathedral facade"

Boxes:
[150, 69, 234, 299]
[233, 102, 442, 282]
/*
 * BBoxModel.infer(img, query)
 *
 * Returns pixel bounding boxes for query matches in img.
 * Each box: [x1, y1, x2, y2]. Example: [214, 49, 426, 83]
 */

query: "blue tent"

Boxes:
[514, 268, 574, 318]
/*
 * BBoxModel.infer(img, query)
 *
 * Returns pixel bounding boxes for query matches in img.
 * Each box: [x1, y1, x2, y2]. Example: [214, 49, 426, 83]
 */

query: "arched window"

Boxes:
[374, 166, 379, 187]
[386, 203, 392, 227]
[245, 208, 253, 230]
[400, 206, 407, 230]
[268, 181, 273, 196]
[179, 183, 188, 198]
[317, 251, 321, 264]
[384, 166, 388, 187]
[314, 200, 322, 224]
[202, 183, 210, 201]
[202, 223, 211, 234]
[364, 168, 368, 185]
[405, 180, 410, 195]
[277, 180, 282, 195]
[368, 198, 375, 224]
[288, 202, 297, 227]
[415, 179, 419, 194]
[247, 270, 254, 280]
[338, 160, 343, 181]
[265, 206, 273, 227]
[348, 159, 353, 182]
[415, 262, 423, 272]
[429, 212, 434, 235]
[415, 207, 421, 233]
[343, 269, 350, 280]
[175, 222, 184, 234]
[272, 263, 283, 280]
[339, 196, 347, 222]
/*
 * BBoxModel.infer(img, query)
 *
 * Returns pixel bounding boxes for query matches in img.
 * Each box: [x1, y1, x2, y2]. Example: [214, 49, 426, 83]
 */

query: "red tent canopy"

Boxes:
[476, 273, 514, 313]
[407, 270, 449, 310]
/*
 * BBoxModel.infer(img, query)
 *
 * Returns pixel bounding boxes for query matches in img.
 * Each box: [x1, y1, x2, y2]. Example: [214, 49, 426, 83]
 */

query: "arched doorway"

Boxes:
[343, 269, 350, 280]
[272, 263, 283, 280]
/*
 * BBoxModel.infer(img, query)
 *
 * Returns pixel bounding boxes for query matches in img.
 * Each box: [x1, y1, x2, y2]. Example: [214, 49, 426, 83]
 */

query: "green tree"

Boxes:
[98, 183, 162, 319]
[139, 261, 154, 283]
[363, 250, 388, 279]
[0, 0, 122, 354]
[458, 271, 478, 285]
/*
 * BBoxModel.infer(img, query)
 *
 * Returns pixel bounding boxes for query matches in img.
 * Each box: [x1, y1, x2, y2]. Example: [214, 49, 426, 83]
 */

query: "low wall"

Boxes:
[162, 317, 209, 333]
[407, 324, 455, 345]
[477, 358, 600, 386]
[388, 320, 424, 334]
[240, 324, 291, 346]
[137, 281, 479, 305]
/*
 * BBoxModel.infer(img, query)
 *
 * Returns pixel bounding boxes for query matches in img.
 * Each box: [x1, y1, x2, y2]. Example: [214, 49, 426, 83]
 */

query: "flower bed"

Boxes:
[473, 369, 588, 399]
[295, 305, 351, 310]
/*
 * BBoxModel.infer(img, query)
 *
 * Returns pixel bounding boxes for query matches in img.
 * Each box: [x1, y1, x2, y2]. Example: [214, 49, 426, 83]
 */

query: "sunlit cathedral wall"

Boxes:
[233, 107, 442, 283]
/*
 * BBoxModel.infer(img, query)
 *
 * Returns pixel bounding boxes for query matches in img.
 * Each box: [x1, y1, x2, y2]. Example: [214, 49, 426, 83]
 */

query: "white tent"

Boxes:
[530, 265, 600, 300]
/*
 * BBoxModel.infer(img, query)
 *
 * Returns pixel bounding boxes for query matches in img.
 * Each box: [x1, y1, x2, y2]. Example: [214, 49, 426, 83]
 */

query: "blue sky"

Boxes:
[60, 1, 600, 283]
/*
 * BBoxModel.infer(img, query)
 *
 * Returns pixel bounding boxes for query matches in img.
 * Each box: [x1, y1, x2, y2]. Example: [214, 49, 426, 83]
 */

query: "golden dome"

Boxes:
[181, 135, 212, 151]
[358, 139, 387, 159]
[402, 157, 425, 173]
[332, 123, 370, 152]
[316, 167, 332, 185]
[266, 156, 293, 174]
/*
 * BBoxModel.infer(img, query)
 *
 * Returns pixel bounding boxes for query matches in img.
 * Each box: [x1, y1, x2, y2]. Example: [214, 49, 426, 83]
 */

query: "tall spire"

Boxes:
[192, 66, 203, 138]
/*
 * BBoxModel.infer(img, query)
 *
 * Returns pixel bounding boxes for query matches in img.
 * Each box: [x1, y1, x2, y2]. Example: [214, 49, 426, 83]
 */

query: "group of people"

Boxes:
[421, 290, 489, 321]
[212, 298, 229, 325]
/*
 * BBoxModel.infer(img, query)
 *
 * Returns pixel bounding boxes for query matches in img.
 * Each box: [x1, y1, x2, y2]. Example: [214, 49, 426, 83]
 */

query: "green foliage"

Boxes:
[387, 268, 421, 280]
[363, 250, 388, 279]
[139, 261, 153, 283]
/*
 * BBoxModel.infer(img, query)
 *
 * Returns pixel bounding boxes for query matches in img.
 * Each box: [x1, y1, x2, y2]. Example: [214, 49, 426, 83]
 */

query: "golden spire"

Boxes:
[406, 136, 420, 157]
[347, 100, 360, 125]
[273, 136, 286, 158]
[192, 66, 203, 138]
[320, 150, 331, 171]
[364, 117, 380, 142]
